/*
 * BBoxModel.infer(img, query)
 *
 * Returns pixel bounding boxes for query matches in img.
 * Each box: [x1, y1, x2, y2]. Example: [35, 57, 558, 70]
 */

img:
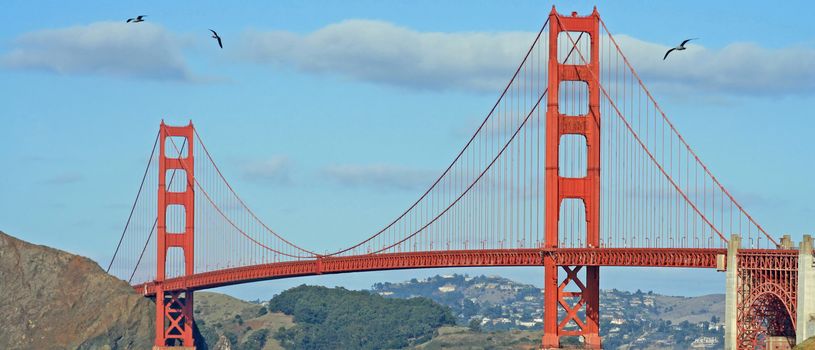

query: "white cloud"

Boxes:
[238, 20, 533, 92]
[237, 20, 815, 96]
[2, 22, 199, 81]
[610, 35, 815, 96]
[323, 164, 435, 190]
[242, 156, 292, 185]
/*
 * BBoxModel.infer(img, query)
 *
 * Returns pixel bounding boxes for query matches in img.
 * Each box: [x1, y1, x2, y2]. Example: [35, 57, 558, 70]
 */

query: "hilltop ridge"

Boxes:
[0, 230, 154, 349]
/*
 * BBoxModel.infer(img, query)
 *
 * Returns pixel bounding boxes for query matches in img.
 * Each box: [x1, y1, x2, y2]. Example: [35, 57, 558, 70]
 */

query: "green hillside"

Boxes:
[194, 292, 294, 350]
[269, 285, 456, 350]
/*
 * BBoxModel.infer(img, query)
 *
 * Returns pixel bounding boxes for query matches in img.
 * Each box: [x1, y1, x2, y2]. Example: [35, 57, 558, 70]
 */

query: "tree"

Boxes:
[195, 320, 219, 350]
[274, 327, 297, 348]
[242, 329, 269, 350]
[461, 299, 479, 318]
[468, 318, 482, 332]
[223, 331, 238, 347]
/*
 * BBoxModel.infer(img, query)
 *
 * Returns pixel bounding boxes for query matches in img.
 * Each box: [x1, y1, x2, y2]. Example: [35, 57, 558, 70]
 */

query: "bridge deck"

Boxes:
[135, 247, 742, 295]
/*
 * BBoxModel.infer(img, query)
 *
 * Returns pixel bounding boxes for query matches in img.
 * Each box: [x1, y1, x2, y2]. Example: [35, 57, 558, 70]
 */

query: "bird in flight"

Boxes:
[210, 29, 223, 49]
[126, 15, 146, 23]
[663, 38, 697, 60]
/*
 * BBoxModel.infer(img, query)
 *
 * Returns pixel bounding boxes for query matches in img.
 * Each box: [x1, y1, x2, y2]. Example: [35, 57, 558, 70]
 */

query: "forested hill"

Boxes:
[268, 285, 456, 350]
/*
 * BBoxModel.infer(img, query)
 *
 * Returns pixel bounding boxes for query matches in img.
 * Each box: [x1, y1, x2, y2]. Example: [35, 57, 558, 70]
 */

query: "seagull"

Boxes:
[663, 38, 697, 60]
[126, 15, 146, 23]
[209, 29, 223, 49]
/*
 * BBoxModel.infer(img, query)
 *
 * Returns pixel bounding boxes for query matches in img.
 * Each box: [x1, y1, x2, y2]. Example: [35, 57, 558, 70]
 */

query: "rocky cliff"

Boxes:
[0, 230, 154, 349]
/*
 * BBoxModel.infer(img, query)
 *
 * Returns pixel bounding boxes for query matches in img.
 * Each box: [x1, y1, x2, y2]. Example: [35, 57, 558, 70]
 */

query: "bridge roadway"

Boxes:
[134, 247, 778, 295]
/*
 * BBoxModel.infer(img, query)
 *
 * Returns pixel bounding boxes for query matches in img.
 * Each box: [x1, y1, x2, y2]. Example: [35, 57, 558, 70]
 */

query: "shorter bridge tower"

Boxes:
[155, 121, 196, 349]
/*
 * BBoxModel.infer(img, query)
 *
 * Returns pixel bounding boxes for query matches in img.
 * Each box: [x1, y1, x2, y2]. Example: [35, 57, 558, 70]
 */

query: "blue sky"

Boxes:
[1, 1, 813, 299]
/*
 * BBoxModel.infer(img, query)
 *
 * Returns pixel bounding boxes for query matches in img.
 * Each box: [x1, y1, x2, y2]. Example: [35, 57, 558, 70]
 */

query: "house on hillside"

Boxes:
[438, 285, 456, 293]
[516, 320, 537, 327]
[690, 336, 719, 349]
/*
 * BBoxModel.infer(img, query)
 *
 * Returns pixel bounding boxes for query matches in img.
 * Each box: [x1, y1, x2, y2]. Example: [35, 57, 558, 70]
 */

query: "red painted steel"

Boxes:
[736, 250, 798, 349]
[134, 248, 729, 295]
[156, 122, 196, 347]
[543, 7, 602, 348]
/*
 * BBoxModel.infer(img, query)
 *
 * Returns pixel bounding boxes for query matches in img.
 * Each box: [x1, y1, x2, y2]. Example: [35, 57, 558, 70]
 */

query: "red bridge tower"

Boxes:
[542, 8, 602, 349]
[155, 122, 196, 348]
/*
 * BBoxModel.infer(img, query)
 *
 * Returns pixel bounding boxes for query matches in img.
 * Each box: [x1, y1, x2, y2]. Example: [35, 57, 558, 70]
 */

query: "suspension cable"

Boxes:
[107, 131, 159, 273]
[127, 137, 187, 283]
[326, 25, 593, 256]
[321, 18, 552, 257]
[193, 129, 319, 257]
[558, 17, 729, 242]
[166, 129, 315, 259]
[598, 18, 776, 246]
[366, 89, 547, 254]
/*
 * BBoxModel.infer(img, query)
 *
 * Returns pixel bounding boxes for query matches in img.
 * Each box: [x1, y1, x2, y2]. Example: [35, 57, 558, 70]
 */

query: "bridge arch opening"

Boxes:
[558, 135, 588, 179]
[165, 204, 186, 234]
[558, 80, 589, 116]
[557, 31, 591, 64]
[741, 289, 796, 349]
[165, 169, 187, 193]
[558, 198, 587, 248]
[164, 136, 188, 158]
[165, 246, 187, 279]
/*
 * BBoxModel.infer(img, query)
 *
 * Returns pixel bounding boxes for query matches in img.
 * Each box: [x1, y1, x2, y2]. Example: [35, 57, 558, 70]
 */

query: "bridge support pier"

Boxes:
[154, 287, 195, 349]
[724, 234, 740, 350]
[797, 235, 814, 344]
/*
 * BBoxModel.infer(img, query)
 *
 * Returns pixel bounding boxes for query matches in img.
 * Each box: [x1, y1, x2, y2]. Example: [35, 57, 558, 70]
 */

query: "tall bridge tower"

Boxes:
[542, 8, 601, 349]
[155, 121, 196, 348]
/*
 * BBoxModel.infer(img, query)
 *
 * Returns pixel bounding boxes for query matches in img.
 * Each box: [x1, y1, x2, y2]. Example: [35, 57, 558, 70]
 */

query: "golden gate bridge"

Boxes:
[106, 7, 815, 350]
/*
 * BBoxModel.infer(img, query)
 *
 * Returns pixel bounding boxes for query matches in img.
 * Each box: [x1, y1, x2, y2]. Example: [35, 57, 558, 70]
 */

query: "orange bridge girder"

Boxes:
[133, 247, 754, 295]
